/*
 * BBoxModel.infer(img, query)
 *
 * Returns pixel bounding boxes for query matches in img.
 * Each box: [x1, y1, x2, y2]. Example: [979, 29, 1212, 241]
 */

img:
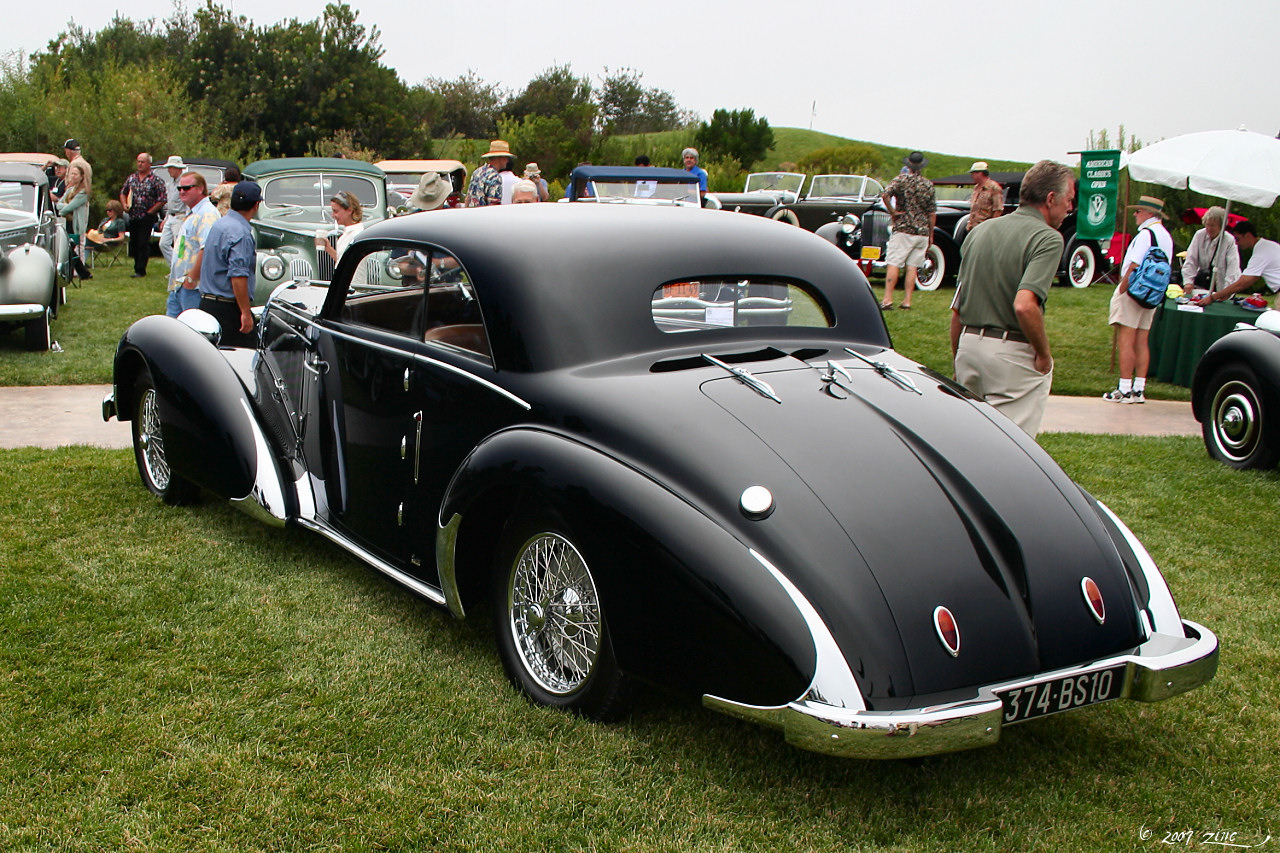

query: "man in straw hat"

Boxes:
[465, 140, 514, 207]
[1104, 195, 1173, 403]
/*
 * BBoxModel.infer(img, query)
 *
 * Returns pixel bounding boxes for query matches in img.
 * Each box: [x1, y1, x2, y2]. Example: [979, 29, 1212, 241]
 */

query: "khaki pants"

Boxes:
[954, 334, 1053, 437]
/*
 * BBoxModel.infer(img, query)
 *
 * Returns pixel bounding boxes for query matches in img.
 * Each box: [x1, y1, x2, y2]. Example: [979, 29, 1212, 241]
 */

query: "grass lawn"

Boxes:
[0, 260, 164, 386]
[1, 439, 1277, 851]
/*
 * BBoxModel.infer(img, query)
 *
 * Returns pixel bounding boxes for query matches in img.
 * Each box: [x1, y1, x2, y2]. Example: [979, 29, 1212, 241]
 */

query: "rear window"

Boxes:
[651, 277, 833, 333]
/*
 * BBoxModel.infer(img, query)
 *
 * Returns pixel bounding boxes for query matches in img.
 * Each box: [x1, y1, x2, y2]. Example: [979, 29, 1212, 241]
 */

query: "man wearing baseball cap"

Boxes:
[199, 181, 261, 346]
[966, 161, 1004, 238]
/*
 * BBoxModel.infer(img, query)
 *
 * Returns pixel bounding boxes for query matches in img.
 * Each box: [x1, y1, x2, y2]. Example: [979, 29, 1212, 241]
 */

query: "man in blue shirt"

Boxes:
[682, 147, 708, 204]
[199, 181, 261, 347]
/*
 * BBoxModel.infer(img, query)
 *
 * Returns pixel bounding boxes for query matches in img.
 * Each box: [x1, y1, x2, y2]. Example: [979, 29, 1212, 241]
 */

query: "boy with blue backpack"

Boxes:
[1105, 196, 1174, 403]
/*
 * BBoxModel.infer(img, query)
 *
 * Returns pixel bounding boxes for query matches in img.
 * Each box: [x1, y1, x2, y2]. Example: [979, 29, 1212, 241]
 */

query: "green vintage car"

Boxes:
[243, 158, 392, 295]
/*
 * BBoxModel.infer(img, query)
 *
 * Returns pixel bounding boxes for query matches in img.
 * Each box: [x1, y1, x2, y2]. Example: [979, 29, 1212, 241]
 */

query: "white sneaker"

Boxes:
[1102, 388, 1132, 403]
[1130, 389, 1145, 404]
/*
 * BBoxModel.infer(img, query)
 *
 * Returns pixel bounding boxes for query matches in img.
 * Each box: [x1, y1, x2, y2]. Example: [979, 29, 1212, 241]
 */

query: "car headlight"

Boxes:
[840, 214, 859, 235]
[261, 255, 286, 282]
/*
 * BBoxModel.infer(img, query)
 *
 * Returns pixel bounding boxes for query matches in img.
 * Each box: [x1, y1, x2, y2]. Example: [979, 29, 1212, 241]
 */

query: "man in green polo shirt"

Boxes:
[949, 160, 1076, 436]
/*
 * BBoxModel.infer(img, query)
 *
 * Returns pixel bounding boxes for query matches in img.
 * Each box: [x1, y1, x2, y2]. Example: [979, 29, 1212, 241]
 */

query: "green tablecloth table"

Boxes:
[1147, 298, 1257, 386]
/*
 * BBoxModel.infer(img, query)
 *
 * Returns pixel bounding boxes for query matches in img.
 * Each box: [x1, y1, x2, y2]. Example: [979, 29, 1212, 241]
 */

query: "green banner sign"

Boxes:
[1076, 150, 1121, 241]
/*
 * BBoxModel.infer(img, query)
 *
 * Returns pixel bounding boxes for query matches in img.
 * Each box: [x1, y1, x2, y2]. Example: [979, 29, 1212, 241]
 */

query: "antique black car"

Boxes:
[1193, 308, 1280, 469]
[711, 172, 885, 230]
[563, 165, 702, 206]
[103, 204, 1217, 758]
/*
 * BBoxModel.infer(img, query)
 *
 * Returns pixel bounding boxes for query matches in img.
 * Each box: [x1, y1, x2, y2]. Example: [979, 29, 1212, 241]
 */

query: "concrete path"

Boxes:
[0, 384, 1200, 451]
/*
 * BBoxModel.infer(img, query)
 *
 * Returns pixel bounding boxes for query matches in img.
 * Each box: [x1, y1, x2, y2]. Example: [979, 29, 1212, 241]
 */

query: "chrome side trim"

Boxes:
[227, 398, 289, 528]
[704, 620, 1218, 759]
[1095, 500, 1183, 635]
[746, 549, 864, 711]
[296, 517, 448, 608]
[436, 512, 465, 618]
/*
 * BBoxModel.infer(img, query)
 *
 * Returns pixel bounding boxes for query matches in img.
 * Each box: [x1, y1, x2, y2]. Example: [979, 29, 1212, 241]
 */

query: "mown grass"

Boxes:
[0, 441, 1276, 851]
[0, 260, 162, 386]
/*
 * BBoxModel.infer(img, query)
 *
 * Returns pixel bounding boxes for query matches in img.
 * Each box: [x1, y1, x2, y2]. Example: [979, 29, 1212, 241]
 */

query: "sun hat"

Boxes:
[482, 140, 512, 159]
[523, 162, 541, 178]
[408, 172, 451, 211]
[1129, 195, 1167, 218]
[903, 151, 928, 169]
[970, 161, 989, 172]
[163, 155, 186, 169]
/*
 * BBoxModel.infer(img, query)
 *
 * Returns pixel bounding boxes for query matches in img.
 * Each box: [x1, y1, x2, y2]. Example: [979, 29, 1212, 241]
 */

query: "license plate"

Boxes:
[999, 664, 1126, 724]
[860, 246, 881, 261]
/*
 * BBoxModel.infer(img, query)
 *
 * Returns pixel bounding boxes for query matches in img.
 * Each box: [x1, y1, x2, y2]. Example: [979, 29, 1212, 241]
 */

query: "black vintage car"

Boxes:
[103, 204, 1216, 758]
[820, 171, 1111, 290]
[1193, 308, 1280, 469]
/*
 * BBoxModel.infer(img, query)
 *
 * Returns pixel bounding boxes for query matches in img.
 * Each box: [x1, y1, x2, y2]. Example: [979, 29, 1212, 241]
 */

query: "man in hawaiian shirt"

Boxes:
[878, 151, 936, 310]
[166, 172, 221, 317]
[118, 152, 168, 278]
[965, 161, 1004, 241]
[465, 140, 514, 207]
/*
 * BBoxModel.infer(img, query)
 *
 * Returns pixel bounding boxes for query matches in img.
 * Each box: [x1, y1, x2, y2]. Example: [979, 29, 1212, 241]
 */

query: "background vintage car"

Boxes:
[0, 163, 68, 350]
[824, 171, 1112, 290]
[711, 172, 886, 231]
[563, 165, 703, 205]
[105, 204, 1216, 758]
[242, 157, 391, 292]
[376, 159, 467, 209]
[1193, 308, 1280, 469]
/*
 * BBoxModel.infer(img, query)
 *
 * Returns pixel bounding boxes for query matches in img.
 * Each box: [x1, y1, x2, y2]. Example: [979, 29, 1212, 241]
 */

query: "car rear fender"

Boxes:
[1191, 326, 1280, 423]
[437, 427, 822, 707]
[112, 314, 293, 525]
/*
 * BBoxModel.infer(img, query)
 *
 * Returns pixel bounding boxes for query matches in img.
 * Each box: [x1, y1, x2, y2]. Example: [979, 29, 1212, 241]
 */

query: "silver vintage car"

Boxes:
[0, 163, 68, 350]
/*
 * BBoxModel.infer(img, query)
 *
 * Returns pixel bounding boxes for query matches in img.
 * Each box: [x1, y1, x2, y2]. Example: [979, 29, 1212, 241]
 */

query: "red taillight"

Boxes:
[933, 606, 960, 657]
[1081, 577, 1106, 624]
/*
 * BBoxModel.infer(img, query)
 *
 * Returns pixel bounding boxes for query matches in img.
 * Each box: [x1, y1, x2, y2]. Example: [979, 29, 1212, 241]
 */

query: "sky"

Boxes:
[4, 0, 1279, 165]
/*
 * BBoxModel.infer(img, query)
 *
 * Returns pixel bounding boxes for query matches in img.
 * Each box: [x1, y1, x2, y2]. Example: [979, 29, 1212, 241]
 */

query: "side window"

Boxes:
[338, 244, 490, 360]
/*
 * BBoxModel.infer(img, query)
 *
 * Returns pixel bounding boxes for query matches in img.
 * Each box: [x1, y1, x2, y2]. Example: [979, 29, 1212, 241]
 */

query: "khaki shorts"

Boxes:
[885, 232, 929, 268]
[954, 334, 1053, 437]
[1108, 284, 1157, 330]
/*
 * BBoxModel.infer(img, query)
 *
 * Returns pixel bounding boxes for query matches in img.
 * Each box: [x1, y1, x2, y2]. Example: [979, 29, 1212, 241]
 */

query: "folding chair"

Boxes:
[85, 236, 126, 269]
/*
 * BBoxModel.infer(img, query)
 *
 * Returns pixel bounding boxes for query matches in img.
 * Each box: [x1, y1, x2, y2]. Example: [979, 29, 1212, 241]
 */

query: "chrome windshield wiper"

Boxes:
[842, 347, 922, 395]
[702, 354, 781, 403]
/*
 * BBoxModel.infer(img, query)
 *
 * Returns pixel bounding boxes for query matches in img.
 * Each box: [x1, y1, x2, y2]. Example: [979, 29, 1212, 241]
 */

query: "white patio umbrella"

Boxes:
[1124, 127, 1280, 208]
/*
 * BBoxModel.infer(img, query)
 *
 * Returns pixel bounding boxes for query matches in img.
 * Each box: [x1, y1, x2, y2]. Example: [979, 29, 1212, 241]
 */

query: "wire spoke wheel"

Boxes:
[137, 387, 172, 492]
[507, 532, 602, 696]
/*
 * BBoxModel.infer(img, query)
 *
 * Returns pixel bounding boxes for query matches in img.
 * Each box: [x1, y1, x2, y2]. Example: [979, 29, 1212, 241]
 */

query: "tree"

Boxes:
[424, 71, 505, 139]
[695, 108, 774, 170]
[504, 65, 594, 125]
[597, 67, 683, 135]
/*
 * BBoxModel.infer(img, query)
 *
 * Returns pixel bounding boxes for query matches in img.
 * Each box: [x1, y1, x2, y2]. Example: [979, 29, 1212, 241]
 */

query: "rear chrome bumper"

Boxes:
[704, 619, 1218, 759]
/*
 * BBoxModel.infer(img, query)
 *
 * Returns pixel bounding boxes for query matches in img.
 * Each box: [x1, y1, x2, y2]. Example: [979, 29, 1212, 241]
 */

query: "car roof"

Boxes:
[184, 157, 239, 170]
[376, 159, 466, 173]
[353, 204, 889, 371]
[0, 153, 55, 167]
[244, 158, 386, 179]
[570, 165, 697, 184]
[0, 163, 48, 185]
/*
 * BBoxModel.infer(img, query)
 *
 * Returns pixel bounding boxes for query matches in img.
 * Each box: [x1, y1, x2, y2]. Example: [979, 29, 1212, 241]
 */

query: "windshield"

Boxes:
[589, 180, 700, 206]
[744, 173, 806, 195]
[806, 175, 882, 200]
[0, 181, 37, 217]
[261, 173, 384, 224]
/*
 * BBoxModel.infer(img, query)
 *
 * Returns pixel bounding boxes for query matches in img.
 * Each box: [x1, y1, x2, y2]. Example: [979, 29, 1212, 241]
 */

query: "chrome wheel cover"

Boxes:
[506, 532, 601, 696]
[138, 388, 171, 491]
[1211, 380, 1260, 463]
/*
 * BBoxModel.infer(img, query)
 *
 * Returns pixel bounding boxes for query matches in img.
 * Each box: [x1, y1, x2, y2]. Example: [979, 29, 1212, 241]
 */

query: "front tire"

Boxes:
[492, 513, 631, 720]
[24, 310, 50, 351]
[1202, 363, 1280, 469]
[1062, 241, 1098, 288]
[915, 243, 947, 291]
[132, 371, 199, 504]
